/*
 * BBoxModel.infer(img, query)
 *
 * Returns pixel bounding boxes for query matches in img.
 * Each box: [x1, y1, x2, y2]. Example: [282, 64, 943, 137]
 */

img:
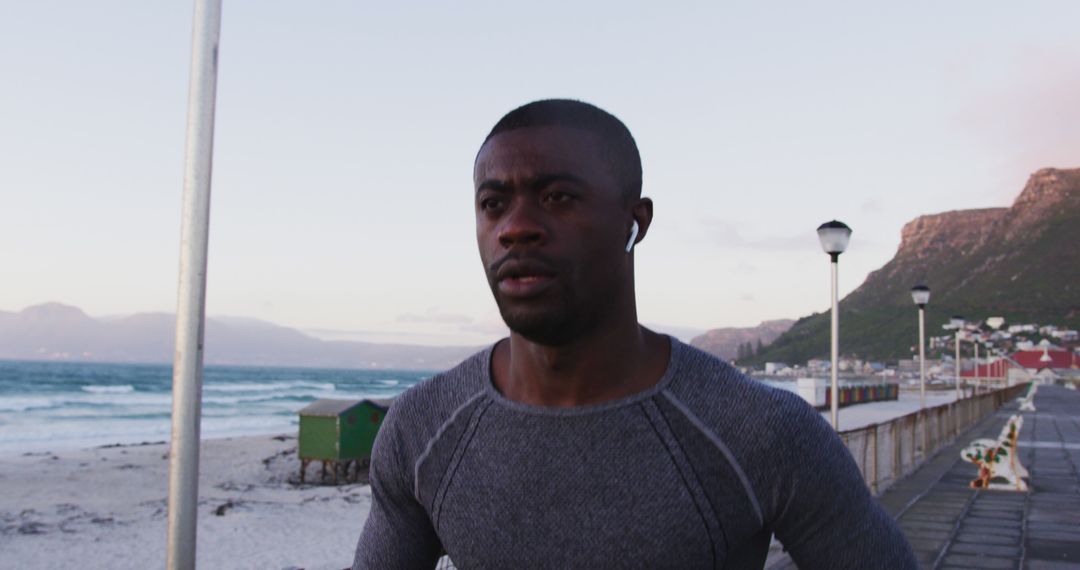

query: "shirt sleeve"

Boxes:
[352, 405, 443, 570]
[769, 401, 919, 569]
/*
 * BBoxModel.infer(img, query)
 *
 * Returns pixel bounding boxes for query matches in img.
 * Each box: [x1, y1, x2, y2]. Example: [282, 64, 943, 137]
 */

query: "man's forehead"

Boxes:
[473, 126, 605, 183]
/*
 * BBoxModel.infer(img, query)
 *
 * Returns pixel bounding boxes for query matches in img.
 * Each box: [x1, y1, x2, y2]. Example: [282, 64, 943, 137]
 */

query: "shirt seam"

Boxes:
[413, 389, 487, 503]
[432, 397, 492, 531]
[640, 400, 723, 566]
[660, 389, 765, 526]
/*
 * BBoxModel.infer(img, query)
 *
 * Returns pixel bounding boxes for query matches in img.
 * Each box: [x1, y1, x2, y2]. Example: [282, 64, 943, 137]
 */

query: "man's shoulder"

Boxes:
[663, 341, 844, 527]
[379, 346, 492, 451]
[665, 341, 823, 443]
[402, 346, 489, 402]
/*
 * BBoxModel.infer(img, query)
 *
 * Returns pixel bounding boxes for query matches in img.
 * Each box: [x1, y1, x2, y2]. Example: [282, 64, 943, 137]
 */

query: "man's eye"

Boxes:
[544, 191, 572, 204]
[480, 197, 504, 211]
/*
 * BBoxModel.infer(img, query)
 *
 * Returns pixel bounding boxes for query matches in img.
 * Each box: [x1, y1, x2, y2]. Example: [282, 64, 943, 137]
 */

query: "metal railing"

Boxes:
[839, 383, 1029, 495]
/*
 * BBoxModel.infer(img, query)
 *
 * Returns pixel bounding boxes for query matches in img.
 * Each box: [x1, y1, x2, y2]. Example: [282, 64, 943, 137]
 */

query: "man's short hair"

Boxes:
[482, 99, 643, 203]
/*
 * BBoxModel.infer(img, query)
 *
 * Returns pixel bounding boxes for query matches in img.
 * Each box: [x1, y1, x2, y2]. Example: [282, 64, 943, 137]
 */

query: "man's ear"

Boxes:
[630, 198, 654, 248]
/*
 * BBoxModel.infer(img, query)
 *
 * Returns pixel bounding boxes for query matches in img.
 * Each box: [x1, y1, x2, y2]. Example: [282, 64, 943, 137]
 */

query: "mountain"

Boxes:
[0, 303, 478, 370]
[689, 319, 794, 361]
[753, 167, 1080, 364]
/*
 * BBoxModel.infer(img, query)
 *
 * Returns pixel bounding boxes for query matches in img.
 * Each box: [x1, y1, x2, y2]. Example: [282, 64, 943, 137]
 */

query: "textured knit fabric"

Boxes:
[352, 338, 917, 569]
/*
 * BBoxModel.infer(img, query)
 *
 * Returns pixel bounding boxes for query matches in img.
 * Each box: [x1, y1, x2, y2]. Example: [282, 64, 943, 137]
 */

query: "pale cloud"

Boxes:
[460, 319, 510, 337]
[396, 308, 474, 325]
[696, 217, 810, 251]
[952, 47, 1080, 198]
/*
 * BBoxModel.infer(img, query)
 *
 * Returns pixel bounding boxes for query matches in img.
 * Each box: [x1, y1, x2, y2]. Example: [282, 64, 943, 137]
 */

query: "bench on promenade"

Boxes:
[960, 414, 1029, 491]
[1018, 383, 1037, 412]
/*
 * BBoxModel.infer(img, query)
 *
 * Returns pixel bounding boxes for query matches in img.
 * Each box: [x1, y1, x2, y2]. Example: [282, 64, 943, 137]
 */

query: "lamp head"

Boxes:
[911, 284, 930, 307]
[816, 220, 852, 259]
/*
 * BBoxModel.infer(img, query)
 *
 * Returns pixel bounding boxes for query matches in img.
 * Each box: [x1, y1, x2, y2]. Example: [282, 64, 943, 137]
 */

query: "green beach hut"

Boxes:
[297, 398, 392, 483]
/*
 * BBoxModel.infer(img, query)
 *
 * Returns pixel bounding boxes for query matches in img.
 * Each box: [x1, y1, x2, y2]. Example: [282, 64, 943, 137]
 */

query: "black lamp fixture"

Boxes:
[816, 220, 852, 261]
[911, 284, 930, 308]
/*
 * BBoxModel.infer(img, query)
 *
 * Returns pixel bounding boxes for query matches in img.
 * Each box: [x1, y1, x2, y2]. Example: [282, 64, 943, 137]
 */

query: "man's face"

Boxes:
[474, 125, 632, 345]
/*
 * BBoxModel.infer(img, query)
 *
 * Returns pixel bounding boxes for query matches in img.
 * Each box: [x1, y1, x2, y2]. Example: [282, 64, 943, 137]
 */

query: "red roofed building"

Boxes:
[1011, 348, 1078, 371]
[958, 348, 1079, 387]
[960, 359, 1016, 379]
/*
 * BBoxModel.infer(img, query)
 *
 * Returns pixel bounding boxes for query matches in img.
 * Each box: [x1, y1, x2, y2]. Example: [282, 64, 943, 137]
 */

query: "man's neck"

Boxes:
[491, 319, 671, 408]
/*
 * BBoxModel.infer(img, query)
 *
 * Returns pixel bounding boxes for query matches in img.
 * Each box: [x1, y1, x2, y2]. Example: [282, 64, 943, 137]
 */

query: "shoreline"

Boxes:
[0, 427, 298, 460]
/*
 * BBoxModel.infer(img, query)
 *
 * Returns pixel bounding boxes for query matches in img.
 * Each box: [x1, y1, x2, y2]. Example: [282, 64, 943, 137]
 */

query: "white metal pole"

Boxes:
[918, 307, 926, 410]
[974, 341, 980, 396]
[167, 1, 222, 569]
[955, 333, 961, 400]
[830, 258, 840, 430]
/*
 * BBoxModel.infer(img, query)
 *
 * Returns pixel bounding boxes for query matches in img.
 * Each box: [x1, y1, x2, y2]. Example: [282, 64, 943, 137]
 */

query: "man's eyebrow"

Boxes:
[531, 173, 586, 190]
[476, 179, 510, 194]
[476, 173, 585, 194]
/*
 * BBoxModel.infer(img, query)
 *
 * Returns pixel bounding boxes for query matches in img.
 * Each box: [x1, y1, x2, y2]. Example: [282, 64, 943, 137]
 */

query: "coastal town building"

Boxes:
[1010, 345, 1080, 384]
[764, 362, 793, 375]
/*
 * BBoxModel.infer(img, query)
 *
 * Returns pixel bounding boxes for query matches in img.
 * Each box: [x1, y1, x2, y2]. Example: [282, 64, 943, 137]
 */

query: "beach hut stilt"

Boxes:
[167, 1, 223, 568]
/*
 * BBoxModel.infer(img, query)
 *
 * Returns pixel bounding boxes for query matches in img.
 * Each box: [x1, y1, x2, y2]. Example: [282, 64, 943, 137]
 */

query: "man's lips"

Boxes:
[498, 274, 555, 297]
[492, 257, 558, 298]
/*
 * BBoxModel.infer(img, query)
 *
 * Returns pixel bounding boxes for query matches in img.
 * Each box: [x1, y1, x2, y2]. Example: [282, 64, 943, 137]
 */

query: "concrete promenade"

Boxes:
[880, 384, 1080, 569]
[769, 384, 1080, 569]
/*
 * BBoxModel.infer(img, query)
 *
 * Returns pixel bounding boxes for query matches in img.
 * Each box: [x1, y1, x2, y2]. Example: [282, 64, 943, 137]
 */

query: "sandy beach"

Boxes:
[0, 434, 369, 570]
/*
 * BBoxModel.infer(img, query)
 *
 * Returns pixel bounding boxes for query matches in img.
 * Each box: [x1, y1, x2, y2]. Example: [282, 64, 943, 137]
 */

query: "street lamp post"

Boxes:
[911, 285, 930, 410]
[950, 315, 965, 400]
[986, 317, 1005, 387]
[817, 220, 852, 430]
[974, 336, 980, 395]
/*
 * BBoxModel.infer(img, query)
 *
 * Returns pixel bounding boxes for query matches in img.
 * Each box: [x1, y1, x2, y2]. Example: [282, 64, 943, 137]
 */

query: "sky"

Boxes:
[2, 1, 1079, 346]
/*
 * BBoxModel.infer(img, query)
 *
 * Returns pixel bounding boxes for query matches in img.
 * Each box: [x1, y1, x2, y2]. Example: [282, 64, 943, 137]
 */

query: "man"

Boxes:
[353, 99, 916, 569]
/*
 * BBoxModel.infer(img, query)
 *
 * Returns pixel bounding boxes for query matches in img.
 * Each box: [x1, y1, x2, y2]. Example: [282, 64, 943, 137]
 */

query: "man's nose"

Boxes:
[497, 199, 546, 248]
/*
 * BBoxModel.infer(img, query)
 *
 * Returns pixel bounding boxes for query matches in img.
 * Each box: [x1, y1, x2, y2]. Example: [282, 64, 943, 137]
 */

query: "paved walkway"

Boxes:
[879, 384, 1080, 569]
[768, 384, 1080, 569]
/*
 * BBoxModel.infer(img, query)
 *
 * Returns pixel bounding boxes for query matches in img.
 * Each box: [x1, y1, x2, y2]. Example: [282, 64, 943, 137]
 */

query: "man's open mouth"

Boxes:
[498, 274, 555, 297]
[493, 258, 557, 298]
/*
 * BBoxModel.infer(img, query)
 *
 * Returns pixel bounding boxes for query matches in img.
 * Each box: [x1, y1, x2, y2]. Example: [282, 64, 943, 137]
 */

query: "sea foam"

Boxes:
[81, 384, 136, 394]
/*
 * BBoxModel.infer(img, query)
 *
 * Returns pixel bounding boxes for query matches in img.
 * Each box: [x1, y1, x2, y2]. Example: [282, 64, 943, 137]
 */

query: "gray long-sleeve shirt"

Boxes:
[353, 338, 916, 569]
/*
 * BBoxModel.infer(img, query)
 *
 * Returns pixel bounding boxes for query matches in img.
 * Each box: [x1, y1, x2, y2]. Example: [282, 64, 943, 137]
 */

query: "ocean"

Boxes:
[0, 359, 809, 457]
[0, 359, 432, 456]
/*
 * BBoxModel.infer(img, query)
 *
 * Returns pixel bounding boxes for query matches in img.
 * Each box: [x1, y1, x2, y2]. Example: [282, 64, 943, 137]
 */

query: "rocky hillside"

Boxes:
[753, 167, 1080, 363]
[690, 319, 794, 361]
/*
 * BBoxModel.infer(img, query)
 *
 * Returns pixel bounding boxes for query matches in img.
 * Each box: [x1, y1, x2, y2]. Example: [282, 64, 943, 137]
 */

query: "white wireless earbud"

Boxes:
[625, 220, 639, 253]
